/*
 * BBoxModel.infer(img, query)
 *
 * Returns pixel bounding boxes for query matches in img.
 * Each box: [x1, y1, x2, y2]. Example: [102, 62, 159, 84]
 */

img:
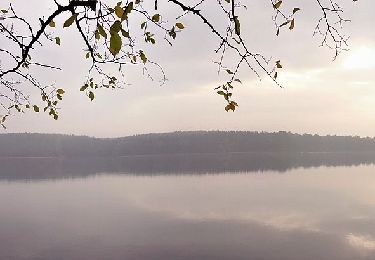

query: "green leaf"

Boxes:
[175, 22, 184, 29]
[114, 5, 124, 18]
[86, 52, 90, 59]
[152, 14, 160, 23]
[110, 21, 122, 34]
[139, 50, 147, 64]
[63, 14, 78, 28]
[292, 7, 300, 14]
[1, 9, 8, 13]
[33, 105, 40, 113]
[49, 20, 56, 27]
[110, 32, 122, 56]
[57, 94, 62, 100]
[55, 37, 60, 45]
[121, 29, 129, 37]
[217, 90, 225, 95]
[89, 91, 95, 101]
[56, 88, 65, 95]
[226, 69, 234, 74]
[276, 60, 282, 68]
[124, 2, 133, 15]
[95, 30, 100, 40]
[273, 1, 282, 9]
[80, 84, 88, 91]
[97, 24, 107, 39]
[234, 16, 240, 36]
[234, 78, 242, 84]
[289, 18, 295, 30]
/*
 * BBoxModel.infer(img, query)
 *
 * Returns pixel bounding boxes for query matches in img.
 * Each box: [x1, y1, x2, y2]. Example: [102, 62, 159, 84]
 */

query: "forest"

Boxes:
[1, 131, 375, 158]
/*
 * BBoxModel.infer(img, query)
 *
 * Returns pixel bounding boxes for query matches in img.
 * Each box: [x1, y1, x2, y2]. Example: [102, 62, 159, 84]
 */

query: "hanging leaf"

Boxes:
[276, 60, 282, 68]
[49, 20, 56, 27]
[234, 16, 240, 36]
[273, 1, 282, 9]
[152, 14, 160, 22]
[97, 24, 107, 39]
[33, 105, 40, 112]
[289, 18, 295, 30]
[110, 21, 122, 34]
[56, 89, 65, 95]
[55, 37, 60, 45]
[114, 5, 124, 18]
[124, 2, 133, 15]
[63, 14, 78, 28]
[89, 91, 95, 101]
[139, 50, 147, 64]
[110, 33, 122, 56]
[175, 22, 184, 29]
[292, 7, 300, 14]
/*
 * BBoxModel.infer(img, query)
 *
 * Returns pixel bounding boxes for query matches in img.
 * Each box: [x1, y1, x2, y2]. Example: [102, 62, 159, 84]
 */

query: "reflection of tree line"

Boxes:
[1, 152, 374, 181]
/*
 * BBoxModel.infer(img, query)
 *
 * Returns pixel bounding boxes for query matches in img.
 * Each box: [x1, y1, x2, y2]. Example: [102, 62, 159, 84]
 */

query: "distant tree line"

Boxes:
[1, 131, 375, 158]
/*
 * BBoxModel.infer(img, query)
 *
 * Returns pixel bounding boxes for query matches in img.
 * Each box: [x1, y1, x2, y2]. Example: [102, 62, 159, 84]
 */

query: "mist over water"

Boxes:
[1, 157, 375, 260]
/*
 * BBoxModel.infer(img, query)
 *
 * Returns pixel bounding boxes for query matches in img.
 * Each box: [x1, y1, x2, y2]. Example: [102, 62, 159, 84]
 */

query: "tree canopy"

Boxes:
[0, 0, 358, 128]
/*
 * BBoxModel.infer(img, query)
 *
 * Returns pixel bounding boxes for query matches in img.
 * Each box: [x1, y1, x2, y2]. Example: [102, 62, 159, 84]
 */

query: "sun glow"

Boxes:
[342, 46, 375, 70]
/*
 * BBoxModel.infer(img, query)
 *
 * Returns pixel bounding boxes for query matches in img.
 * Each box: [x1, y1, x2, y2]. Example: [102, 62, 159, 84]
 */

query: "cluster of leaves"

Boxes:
[0, 0, 356, 124]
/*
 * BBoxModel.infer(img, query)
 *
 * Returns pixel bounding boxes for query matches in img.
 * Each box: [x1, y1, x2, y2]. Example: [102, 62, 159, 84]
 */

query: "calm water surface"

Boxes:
[1, 163, 375, 259]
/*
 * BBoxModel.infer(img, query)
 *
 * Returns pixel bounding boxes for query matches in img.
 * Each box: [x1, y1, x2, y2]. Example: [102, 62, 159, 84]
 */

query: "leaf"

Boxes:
[110, 32, 122, 56]
[175, 22, 184, 29]
[80, 84, 88, 91]
[49, 20, 56, 27]
[114, 5, 124, 18]
[1, 9, 8, 13]
[273, 1, 282, 9]
[86, 52, 90, 59]
[57, 94, 62, 100]
[55, 37, 60, 45]
[234, 16, 240, 36]
[89, 91, 95, 101]
[152, 14, 160, 23]
[33, 105, 39, 113]
[217, 91, 225, 95]
[289, 18, 295, 30]
[121, 29, 129, 37]
[97, 24, 107, 38]
[56, 88, 65, 95]
[110, 21, 122, 34]
[292, 7, 300, 14]
[226, 69, 234, 74]
[274, 71, 278, 79]
[95, 30, 100, 40]
[234, 79, 242, 84]
[124, 2, 133, 15]
[276, 60, 282, 68]
[63, 14, 78, 28]
[139, 50, 147, 64]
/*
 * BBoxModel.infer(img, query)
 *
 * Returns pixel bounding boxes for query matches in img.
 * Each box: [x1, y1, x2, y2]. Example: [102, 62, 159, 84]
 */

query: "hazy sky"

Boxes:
[1, 0, 375, 137]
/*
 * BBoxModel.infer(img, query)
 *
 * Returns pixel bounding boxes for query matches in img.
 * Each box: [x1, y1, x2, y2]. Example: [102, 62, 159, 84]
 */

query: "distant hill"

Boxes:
[1, 131, 375, 158]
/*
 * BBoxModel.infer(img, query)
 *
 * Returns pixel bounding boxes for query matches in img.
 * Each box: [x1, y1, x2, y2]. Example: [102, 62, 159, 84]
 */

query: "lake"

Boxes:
[1, 155, 375, 259]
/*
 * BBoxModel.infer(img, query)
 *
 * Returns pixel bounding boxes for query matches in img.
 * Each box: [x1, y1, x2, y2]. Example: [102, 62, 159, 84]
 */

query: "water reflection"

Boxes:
[0, 165, 375, 259]
[0, 152, 375, 181]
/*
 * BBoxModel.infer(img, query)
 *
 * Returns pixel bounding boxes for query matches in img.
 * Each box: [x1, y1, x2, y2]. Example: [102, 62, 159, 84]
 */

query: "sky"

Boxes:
[1, 0, 375, 138]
